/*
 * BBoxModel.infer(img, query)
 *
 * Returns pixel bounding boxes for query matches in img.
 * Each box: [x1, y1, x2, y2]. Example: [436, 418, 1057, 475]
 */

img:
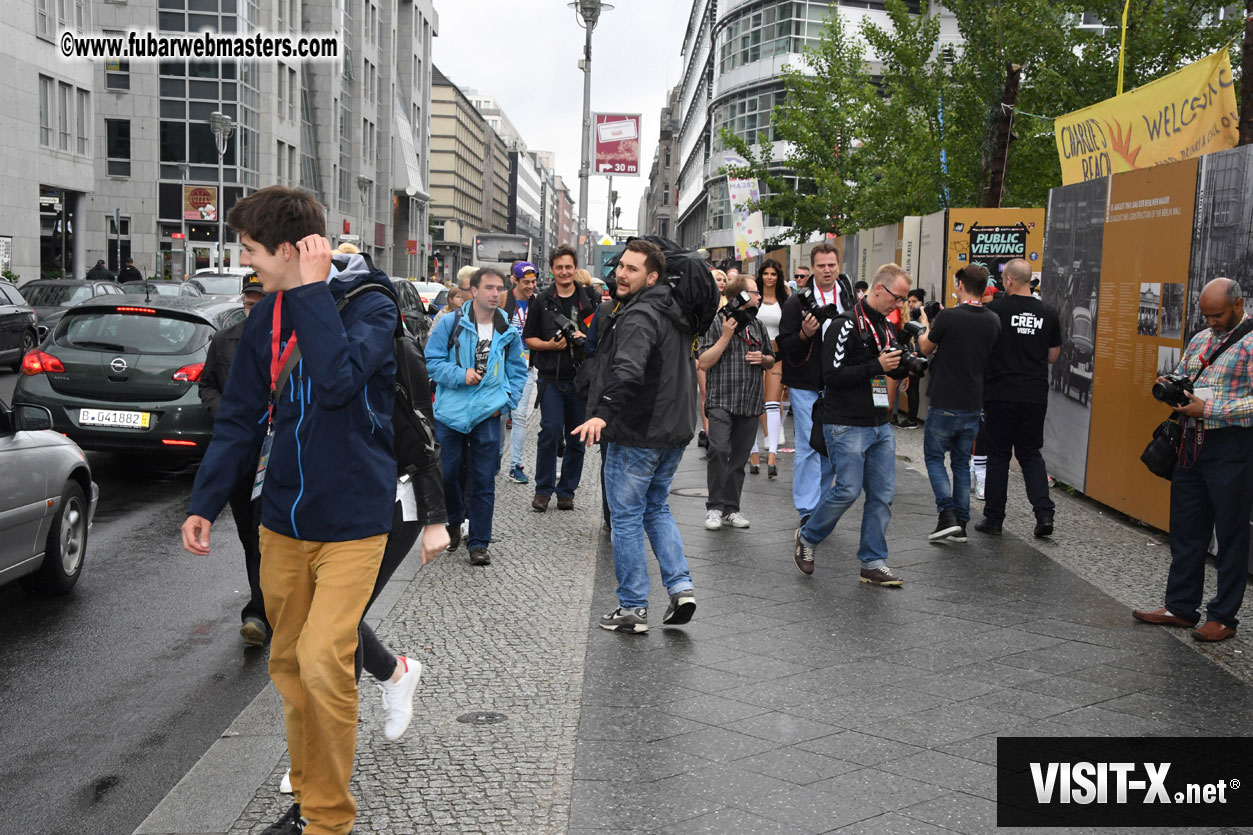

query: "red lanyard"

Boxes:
[268, 291, 299, 423]
[855, 302, 886, 352]
[815, 284, 836, 309]
[736, 322, 760, 349]
[514, 297, 529, 330]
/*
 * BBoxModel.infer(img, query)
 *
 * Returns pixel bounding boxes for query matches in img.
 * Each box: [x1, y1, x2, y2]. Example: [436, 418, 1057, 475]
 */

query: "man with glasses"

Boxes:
[792, 263, 911, 586]
[697, 274, 775, 530]
[793, 265, 811, 291]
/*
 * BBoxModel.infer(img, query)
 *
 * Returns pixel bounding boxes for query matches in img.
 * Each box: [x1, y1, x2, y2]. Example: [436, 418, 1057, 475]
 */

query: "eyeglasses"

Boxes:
[881, 285, 907, 303]
[793, 274, 806, 279]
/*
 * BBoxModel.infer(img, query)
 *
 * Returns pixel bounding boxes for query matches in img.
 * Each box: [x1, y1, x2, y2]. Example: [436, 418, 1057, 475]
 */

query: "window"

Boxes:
[106, 118, 131, 176]
[75, 0, 84, 29]
[277, 141, 286, 183]
[276, 66, 285, 116]
[58, 82, 72, 151]
[36, 0, 51, 39]
[76, 89, 89, 155]
[105, 29, 131, 89]
[659, 219, 669, 238]
[38, 75, 52, 146]
[661, 181, 670, 204]
[289, 68, 298, 121]
[664, 146, 671, 168]
[712, 86, 785, 149]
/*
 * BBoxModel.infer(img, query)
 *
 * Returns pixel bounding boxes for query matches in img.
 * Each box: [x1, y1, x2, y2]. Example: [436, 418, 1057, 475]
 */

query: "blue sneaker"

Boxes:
[508, 465, 529, 484]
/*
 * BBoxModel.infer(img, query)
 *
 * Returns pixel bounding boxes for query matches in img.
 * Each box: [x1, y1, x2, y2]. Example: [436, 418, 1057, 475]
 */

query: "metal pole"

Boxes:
[578, 22, 593, 268]
[216, 150, 225, 270]
[179, 163, 189, 278]
[605, 175, 613, 238]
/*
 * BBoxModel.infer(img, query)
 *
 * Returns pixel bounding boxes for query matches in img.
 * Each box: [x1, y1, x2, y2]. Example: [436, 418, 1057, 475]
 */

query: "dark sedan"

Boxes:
[17, 279, 127, 340]
[0, 281, 39, 371]
[120, 281, 204, 298]
[14, 297, 246, 456]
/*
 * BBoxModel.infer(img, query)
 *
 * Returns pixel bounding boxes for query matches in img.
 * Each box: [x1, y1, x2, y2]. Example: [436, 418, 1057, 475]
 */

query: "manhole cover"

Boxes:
[457, 711, 507, 725]
[671, 487, 709, 497]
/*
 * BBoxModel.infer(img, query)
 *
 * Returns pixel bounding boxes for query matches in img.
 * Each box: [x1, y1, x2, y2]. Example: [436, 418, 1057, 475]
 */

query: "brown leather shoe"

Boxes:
[557, 496, 574, 511]
[1132, 607, 1194, 628]
[532, 494, 550, 512]
[1192, 621, 1236, 642]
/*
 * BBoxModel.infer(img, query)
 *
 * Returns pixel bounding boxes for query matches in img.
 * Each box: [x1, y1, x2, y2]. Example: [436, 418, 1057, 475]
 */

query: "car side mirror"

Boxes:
[14, 404, 54, 432]
[426, 303, 439, 317]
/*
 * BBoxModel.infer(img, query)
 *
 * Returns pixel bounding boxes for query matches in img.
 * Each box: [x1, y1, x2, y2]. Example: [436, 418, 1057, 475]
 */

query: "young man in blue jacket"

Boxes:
[425, 267, 528, 566]
[181, 186, 397, 835]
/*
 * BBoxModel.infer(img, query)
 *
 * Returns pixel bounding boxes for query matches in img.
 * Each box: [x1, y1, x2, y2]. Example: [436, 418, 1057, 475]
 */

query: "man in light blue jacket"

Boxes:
[425, 267, 528, 565]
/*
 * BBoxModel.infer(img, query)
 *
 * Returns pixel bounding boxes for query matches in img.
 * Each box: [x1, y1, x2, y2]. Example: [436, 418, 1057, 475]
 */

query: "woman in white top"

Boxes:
[753, 259, 787, 478]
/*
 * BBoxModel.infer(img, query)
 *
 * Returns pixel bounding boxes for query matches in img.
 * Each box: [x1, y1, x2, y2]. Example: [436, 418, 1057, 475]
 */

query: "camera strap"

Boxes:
[854, 301, 888, 352]
[1199, 316, 1253, 373]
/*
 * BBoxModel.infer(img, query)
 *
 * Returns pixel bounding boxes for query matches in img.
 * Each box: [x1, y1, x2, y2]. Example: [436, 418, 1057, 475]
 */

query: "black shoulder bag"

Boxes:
[1141, 318, 1253, 480]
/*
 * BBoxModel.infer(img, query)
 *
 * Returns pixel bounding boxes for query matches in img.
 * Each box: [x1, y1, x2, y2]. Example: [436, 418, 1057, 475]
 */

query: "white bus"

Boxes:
[472, 233, 533, 274]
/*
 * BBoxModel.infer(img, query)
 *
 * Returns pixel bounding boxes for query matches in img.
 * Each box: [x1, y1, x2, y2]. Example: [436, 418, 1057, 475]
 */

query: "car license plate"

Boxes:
[79, 408, 151, 429]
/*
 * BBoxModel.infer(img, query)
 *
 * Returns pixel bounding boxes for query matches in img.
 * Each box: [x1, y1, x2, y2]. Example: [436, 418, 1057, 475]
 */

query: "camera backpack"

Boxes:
[606, 235, 720, 340]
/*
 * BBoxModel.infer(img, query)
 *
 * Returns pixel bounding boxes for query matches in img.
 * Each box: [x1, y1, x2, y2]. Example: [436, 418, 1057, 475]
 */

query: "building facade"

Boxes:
[639, 85, 681, 241]
[670, 0, 958, 262]
[3, 1, 99, 283]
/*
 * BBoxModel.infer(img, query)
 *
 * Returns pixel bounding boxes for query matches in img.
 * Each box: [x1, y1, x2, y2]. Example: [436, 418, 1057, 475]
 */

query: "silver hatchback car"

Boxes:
[0, 399, 98, 593]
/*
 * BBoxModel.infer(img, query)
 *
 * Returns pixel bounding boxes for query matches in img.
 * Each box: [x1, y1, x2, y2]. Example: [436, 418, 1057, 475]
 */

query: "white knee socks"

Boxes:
[765, 401, 781, 453]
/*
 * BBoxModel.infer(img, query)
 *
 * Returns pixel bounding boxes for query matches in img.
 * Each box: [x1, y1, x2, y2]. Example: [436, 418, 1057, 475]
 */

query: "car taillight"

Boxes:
[116, 306, 157, 315]
[162, 439, 198, 447]
[172, 363, 204, 382]
[21, 351, 66, 375]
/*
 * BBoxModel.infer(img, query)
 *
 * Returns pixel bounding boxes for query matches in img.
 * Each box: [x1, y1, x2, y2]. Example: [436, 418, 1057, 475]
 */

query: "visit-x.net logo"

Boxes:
[998, 738, 1253, 827]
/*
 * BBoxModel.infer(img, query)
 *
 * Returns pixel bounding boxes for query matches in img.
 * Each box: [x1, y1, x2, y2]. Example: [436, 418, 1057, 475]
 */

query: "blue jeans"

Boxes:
[800, 423, 896, 568]
[501, 366, 537, 470]
[790, 387, 835, 520]
[435, 417, 500, 551]
[604, 444, 693, 610]
[535, 379, 586, 498]
[923, 409, 982, 523]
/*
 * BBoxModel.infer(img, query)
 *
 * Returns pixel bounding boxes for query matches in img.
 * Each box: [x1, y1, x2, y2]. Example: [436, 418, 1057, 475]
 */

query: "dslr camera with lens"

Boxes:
[795, 283, 841, 323]
[550, 311, 581, 344]
[720, 289, 756, 326]
[882, 320, 929, 379]
[1152, 373, 1193, 407]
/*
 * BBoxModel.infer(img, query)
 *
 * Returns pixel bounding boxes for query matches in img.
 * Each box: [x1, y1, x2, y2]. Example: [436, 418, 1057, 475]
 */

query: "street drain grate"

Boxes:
[457, 711, 507, 725]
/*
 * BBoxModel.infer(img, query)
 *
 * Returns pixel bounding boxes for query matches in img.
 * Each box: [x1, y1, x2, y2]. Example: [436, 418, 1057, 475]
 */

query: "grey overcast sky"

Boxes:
[431, 0, 690, 240]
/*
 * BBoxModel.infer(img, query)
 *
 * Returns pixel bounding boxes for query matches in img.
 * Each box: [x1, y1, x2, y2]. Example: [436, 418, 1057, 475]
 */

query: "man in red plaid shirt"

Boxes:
[1135, 277, 1253, 642]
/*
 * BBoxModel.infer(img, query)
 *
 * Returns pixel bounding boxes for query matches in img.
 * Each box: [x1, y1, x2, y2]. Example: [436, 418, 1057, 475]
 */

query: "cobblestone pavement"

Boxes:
[154, 413, 1253, 835]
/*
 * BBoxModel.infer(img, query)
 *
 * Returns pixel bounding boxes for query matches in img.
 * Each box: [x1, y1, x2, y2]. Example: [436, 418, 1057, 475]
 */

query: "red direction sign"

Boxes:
[593, 114, 640, 177]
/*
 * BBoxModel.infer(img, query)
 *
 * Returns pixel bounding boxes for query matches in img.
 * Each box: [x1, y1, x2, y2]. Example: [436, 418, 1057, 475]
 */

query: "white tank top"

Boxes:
[757, 300, 783, 342]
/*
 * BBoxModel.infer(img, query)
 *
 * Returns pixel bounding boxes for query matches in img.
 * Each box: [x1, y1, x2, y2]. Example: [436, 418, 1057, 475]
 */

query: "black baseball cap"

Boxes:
[241, 273, 265, 295]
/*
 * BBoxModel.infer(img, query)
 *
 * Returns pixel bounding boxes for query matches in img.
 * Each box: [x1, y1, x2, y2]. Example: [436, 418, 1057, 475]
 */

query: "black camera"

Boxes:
[882, 336, 928, 380]
[923, 301, 943, 321]
[550, 312, 582, 344]
[899, 320, 926, 341]
[721, 290, 756, 326]
[796, 284, 841, 323]
[909, 306, 922, 322]
[1152, 373, 1193, 407]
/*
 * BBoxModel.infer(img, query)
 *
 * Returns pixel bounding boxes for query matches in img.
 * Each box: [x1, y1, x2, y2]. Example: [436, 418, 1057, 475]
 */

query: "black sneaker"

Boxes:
[600, 606, 648, 633]
[469, 547, 491, 566]
[698, 430, 709, 449]
[1034, 512, 1054, 538]
[859, 566, 904, 587]
[663, 590, 696, 625]
[950, 523, 968, 543]
[793, 528, 815, 576]
[899, 418, 919, 429]
[929, 509, 961, 541]
[446, 522, 461, 551]
[261, 804, 305, 835]
[974, 518, 1003, 535]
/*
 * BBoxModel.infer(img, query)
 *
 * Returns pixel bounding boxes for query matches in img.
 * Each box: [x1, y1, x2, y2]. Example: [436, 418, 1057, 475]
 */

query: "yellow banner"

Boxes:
[1054, 49, 1238, 185]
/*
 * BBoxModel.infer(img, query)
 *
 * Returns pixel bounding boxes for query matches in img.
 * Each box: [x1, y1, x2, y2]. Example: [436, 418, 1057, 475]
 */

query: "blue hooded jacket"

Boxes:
[187, 254, 398, 542]
[425, 300, 528, 433]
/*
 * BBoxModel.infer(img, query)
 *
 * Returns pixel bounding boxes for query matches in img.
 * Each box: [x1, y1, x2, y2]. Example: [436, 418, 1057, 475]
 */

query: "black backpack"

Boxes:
[275, 281, 439, 483]
[606, 236, 720, 339]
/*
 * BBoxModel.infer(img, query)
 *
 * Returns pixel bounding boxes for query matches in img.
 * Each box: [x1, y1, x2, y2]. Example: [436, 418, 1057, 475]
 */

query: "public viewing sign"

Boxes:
[1053, 48, 1238, 185]
[593, 113, 640, 176]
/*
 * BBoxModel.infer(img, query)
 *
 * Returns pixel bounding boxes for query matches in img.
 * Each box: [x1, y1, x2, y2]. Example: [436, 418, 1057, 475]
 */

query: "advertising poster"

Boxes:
[1188, 144, 1253, 341]
[1084, 158, 1198, 530]
[1042, 177, 1109, 491]
[1053, 48, 1237, 186]
[897, 216, 922, 281]
[721, 152, 765, 262]
[593, 113, 640, 176]
[917, 210, 947, 305]
[945, 208, 1046, 300]
[184, 186, 218, 221]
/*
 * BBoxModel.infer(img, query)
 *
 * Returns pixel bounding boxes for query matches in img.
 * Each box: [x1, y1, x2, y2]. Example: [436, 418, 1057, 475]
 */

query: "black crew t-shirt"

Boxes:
[984, 295, 1062, 403]
[925, 304, 1002, 411]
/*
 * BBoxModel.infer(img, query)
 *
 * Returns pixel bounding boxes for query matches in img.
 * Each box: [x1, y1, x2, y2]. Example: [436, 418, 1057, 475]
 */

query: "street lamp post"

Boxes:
[209, 111, 236, 271]
[356, 176, 373, 256]
[177, 162, 190, 277]
[571, 0, 613, 269]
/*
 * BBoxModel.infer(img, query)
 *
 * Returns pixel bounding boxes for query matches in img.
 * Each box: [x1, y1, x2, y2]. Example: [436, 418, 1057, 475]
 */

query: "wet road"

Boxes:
[0, 369, 272, 835]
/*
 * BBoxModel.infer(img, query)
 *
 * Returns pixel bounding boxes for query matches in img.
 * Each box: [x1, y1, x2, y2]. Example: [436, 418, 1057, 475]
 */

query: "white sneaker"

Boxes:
[279, 768, 292, 794]
[379, 656, 422, 742]
[724, 512, 751, 529]
[704, 510, 723, 530]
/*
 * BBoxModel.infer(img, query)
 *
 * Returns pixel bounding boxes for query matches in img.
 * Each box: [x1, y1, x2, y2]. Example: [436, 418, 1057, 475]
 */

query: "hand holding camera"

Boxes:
[878, 349, 903, 374]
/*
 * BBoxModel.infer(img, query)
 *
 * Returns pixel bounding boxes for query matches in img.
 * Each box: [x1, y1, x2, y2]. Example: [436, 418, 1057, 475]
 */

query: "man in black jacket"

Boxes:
[776, 241, 855, 524]
[198, 273, 269, 645]
[523, 245, 600, 511]
[573, 240, 697, 635]
[793, 263, 911, 586]
[118, 258, 144, 283]
[85, 259, 113, 282]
